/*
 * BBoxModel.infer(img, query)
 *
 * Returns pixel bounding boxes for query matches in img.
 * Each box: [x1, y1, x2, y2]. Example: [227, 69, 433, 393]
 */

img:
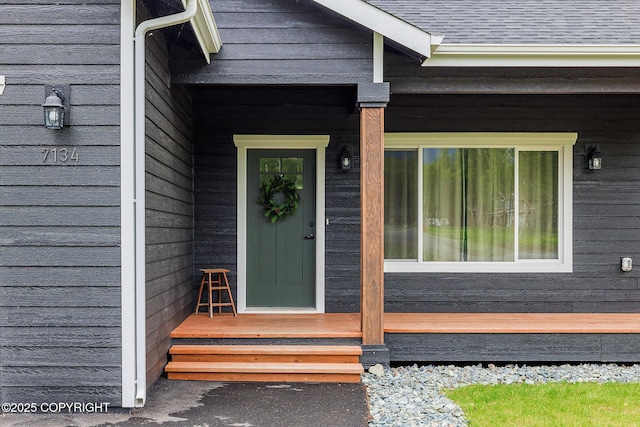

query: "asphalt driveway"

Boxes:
[1, 378, 370, 427]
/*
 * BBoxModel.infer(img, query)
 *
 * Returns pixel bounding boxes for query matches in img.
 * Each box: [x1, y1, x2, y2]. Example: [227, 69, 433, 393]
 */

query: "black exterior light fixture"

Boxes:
[586, 145, 602, 170]
[42, 85, 69, 129]
[338, 144, 353, 170]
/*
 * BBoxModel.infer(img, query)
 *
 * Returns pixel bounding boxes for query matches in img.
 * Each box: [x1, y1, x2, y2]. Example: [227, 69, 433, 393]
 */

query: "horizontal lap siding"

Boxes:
[386, 333, 640, 363]
[171, 0, 373, 85]
[192, 91, 639, 317]
[142, 12, 195, 387]
[0, 1, 121, 404]
[192, 86, 361, 312]
[384, 94, 640, 314]
[176, 1, 373, 312]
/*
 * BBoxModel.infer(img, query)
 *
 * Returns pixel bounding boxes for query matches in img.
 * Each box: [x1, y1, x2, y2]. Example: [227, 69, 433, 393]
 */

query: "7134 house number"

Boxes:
[41, 147, 79, 163]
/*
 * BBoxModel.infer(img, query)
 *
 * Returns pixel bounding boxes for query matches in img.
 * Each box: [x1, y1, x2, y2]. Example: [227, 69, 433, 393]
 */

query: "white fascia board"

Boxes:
[182, 0, 222, 63]
[424, 44, 640, 67]
[312, 0, 436, 58]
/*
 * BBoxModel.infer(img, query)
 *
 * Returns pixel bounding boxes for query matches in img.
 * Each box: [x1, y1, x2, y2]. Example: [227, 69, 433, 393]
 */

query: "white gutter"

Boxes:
[423, 44, 640, 67]
[182, 0, 222, 63]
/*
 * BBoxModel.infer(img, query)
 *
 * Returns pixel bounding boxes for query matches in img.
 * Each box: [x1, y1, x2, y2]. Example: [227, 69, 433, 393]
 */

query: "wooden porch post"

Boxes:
[358, 83, 389, 346]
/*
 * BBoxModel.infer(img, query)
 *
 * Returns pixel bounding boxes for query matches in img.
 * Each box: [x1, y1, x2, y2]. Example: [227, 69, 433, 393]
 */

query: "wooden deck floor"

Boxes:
[171, 313, 363, 339]
[170, 312, 640, 339]
[384, 313, 640, 334]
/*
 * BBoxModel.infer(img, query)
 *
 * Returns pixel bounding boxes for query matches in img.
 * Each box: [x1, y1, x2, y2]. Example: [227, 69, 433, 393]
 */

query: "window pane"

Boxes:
[423, 148, 515, 261]
[384, 150, 418, 259]
[282, 157, 303, 173]
[519, 151, 558, 259]
[282, 157, 304, 189]
[260, 158, 280, 173]
[259, 157, 303, 189]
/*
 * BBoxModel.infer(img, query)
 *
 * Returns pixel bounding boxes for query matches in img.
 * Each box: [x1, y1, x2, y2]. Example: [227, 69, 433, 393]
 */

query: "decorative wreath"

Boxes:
[257, 174, 300, 223]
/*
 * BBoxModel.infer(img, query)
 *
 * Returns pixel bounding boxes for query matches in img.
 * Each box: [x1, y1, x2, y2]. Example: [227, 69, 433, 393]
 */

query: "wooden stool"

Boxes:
[195, 268, 237, 318]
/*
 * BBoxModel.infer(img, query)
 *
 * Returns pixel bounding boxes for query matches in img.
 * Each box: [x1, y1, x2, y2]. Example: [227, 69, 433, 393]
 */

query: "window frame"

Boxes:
[384, 133, 577, 273]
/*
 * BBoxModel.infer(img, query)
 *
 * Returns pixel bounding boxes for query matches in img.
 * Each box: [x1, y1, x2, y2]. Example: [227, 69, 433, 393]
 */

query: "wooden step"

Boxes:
[169, 344, 362, 363]
[165, 361, 363, 383]
[167, 361, 364, 374]
[165, 344, 364, 383]
[170, 344, 363, 355]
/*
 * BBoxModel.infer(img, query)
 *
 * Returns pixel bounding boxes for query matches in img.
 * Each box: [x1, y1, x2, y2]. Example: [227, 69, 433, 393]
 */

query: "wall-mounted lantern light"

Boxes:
[586, 145, 602, 170]
[42, 88, 66, 129]
[338, 145, 353, 170]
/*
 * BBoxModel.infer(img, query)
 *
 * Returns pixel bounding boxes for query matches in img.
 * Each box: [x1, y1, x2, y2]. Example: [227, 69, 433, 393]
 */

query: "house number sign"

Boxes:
[41, 147, 79, 163]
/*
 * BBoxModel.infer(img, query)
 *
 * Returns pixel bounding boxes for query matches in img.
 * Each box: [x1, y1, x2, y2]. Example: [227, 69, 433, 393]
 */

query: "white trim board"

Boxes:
[233, 135, 330, 313]
[424, 44, 640, 67]
[312, 0, 441, 59]
[181, 0, 222, 63]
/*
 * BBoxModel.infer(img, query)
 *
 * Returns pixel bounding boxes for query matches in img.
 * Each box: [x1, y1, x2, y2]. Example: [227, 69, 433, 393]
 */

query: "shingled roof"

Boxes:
[365, 0, 640, 44]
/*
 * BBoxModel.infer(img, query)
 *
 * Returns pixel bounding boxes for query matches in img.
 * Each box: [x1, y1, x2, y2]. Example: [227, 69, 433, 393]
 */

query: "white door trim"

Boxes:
[233, 135, 330, 313]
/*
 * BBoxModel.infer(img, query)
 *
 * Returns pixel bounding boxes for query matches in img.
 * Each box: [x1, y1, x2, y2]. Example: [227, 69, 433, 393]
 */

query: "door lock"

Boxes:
[304, 233, 315, 240]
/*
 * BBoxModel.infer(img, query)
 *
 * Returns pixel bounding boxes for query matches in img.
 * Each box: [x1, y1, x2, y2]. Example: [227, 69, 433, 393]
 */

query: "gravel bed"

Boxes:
[362, 363, 640, 427]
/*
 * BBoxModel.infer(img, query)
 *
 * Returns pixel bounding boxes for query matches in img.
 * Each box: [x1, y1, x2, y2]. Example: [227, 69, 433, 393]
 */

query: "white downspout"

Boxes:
[121, 0, 136, 409]
[125, 0, 199, 408]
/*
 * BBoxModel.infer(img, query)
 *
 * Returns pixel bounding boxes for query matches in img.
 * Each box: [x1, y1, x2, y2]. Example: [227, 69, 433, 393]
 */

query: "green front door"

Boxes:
[246, 149, 316, 308]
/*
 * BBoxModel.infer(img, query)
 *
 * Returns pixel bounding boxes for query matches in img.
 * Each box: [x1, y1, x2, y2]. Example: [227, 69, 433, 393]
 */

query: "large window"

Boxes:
[384, 133, 576, 273]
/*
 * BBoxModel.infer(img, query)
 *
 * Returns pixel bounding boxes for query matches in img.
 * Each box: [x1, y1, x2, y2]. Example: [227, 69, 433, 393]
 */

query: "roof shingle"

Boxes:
[365, 0, 640, 44]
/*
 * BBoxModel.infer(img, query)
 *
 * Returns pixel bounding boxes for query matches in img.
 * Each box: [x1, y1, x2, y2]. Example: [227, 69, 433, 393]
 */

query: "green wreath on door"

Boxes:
[257, 175, 300, 223]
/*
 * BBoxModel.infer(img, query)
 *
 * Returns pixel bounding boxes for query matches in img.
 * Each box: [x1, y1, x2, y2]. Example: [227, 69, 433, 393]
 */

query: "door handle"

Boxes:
[304, 233, 315, 240]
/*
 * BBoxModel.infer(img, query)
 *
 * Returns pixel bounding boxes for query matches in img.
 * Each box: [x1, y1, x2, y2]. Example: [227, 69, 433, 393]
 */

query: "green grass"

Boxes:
[445, 382, 640, 427]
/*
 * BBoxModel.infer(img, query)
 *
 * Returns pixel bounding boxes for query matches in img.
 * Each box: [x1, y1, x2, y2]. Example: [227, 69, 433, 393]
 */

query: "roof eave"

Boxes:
[312, 0, 438, 59]
[423, 44, 640, 67]
[182, 0, 222, 63]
